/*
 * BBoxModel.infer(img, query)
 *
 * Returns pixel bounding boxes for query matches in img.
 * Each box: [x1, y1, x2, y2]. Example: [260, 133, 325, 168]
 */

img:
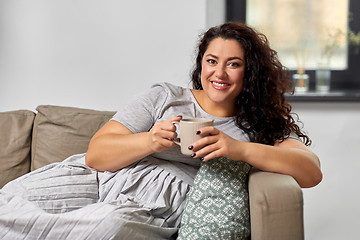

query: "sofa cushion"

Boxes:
[178, 157, 251, 239]
[31, 105, 115, 170]
[0, 110, 35, 188]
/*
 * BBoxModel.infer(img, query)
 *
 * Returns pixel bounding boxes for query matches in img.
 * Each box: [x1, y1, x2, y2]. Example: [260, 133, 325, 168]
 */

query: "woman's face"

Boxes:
[200, 38, 246, 109]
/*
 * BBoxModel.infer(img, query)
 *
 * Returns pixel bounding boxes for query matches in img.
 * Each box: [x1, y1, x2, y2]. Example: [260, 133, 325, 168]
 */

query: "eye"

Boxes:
[207, 59, 217, 64]
[228, 62, 240, 67]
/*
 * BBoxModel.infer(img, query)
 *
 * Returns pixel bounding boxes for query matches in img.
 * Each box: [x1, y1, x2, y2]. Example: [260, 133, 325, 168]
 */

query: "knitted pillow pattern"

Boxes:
[178, 156, 251, 240]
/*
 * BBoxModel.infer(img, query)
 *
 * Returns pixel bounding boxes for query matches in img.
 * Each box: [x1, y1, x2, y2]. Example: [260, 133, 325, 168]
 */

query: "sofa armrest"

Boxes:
[248, 168, 304, 240]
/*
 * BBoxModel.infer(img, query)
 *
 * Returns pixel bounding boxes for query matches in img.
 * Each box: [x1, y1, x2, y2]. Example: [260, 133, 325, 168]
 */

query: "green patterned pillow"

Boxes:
[178, 157, 251, 240]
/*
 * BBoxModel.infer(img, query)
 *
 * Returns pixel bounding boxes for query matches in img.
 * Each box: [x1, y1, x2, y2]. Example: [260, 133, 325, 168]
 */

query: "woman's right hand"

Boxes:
[86, 116, 182, 172]
[147, 116, 182, 153]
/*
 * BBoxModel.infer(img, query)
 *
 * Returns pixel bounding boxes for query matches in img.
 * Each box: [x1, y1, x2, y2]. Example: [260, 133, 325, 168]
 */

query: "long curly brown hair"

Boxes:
[191, 22, 311, 146]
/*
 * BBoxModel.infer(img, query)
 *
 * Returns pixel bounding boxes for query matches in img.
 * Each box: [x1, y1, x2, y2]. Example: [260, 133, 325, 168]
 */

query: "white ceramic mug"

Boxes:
[172, 118, 214, 156]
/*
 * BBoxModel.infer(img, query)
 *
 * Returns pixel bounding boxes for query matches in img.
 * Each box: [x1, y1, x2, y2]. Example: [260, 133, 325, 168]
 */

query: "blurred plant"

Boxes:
[348, 29, 360, 54]
[321, 28, 344, 59]
[347, 12, 360, 54]
[321, 12, 360, 58]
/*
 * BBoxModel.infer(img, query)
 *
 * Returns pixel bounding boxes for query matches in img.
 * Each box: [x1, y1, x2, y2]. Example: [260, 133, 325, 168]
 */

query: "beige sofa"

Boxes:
[0, 105, 304, 240]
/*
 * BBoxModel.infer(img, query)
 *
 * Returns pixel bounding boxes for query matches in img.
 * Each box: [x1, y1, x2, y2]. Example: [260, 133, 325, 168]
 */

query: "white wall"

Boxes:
[292, 102, 360, 240]
[1, 1, 358, 239]
[206, 0, 225, 29]
[0, 0, 207, 112]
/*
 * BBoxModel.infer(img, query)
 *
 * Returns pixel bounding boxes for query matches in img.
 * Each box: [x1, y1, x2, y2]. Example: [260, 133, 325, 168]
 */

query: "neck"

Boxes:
[191, 89, 236, 118]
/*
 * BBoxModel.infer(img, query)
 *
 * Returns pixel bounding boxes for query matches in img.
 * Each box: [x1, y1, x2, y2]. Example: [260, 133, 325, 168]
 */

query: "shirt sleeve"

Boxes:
[288, 131, 301, 141]
[111, 84, 169, 133]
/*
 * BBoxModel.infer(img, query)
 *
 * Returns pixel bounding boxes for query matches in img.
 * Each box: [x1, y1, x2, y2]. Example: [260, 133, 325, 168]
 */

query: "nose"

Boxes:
[215, 65, 227, 79]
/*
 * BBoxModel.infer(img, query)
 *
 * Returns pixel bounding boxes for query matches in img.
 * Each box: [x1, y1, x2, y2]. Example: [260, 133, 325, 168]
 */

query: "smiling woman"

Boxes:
[191, 38, 246, 117]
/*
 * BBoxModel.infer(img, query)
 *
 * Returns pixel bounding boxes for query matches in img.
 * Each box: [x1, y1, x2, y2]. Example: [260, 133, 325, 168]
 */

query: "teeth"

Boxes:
[212, 82, 229, 87]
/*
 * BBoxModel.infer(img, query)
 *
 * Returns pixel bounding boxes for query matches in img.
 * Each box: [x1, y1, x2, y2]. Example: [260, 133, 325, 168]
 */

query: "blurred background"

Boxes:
[1, 0, 359, 239]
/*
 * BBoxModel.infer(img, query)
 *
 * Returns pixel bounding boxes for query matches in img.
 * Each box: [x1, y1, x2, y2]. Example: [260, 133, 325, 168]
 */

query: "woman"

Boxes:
[86, 21, 322, 237]
[0, 22, 322, 239]
[86, 22, 321, 187]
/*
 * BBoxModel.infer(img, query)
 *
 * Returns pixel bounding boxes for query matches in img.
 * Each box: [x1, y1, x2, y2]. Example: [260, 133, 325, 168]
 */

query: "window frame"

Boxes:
[226, 0, 360, 92]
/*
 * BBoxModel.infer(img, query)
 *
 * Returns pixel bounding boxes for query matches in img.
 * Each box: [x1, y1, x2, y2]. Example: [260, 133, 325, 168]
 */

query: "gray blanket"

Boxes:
[0, 154, 191, 240]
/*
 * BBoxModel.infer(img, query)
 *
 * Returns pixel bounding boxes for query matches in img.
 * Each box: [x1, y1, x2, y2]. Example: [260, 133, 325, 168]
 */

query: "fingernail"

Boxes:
[200, 157, 204, 161]
[196, 130, 201, 135]
[188, 145, 194, 150]
[191, 153, 196, 158]
[177, 115, 182, 117]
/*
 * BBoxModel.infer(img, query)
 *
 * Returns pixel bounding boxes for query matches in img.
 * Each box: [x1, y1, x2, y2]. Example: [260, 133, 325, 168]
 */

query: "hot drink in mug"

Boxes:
[172, 118, 214, 156]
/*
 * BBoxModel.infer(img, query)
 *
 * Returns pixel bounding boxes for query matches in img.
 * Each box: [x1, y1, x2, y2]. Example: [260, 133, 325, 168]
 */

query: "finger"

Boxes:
[150, 134, 177, 152]
[151, 125, 178, 140]
[157, 141, 176, 153]
[200, 150, 221, 162]
[192, 141, 220, 159]
[160, 138, 177, 148]
[162, 130, 178, 140]
[190, 135, 218, 152]
[162, 116, 183, 131]
[196, 126, 220, 136]
[152, 117, 181, 132]
[191, 144, 222, 162]
[167, 115, 183, 123]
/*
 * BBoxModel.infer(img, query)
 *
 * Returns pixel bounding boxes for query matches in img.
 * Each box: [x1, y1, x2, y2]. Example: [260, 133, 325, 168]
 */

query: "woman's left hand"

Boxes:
[189, 126, 243, 161]
[190, 126, 322, 188]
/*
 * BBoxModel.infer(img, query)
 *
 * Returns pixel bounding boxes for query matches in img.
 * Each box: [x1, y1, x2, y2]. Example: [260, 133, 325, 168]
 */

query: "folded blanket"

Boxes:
[0, 154, 190, 240]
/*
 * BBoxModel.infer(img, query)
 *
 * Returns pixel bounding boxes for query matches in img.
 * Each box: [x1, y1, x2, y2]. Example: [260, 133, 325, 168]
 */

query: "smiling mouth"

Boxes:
[211, 81, 230, 87]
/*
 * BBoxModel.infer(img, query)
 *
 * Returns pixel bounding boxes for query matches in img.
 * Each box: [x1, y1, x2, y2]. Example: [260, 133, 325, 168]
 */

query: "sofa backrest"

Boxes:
[31, 105, 116, 170]
[0, 110, 35, 188]
[0, 105, 116, 188]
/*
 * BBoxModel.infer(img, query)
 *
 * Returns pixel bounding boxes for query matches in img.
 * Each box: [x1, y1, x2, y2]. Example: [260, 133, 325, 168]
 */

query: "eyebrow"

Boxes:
[205, 54, 244, 62]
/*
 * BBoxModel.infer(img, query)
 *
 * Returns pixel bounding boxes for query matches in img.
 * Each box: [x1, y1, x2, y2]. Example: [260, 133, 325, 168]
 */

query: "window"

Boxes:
[226, 0, 360, 91]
